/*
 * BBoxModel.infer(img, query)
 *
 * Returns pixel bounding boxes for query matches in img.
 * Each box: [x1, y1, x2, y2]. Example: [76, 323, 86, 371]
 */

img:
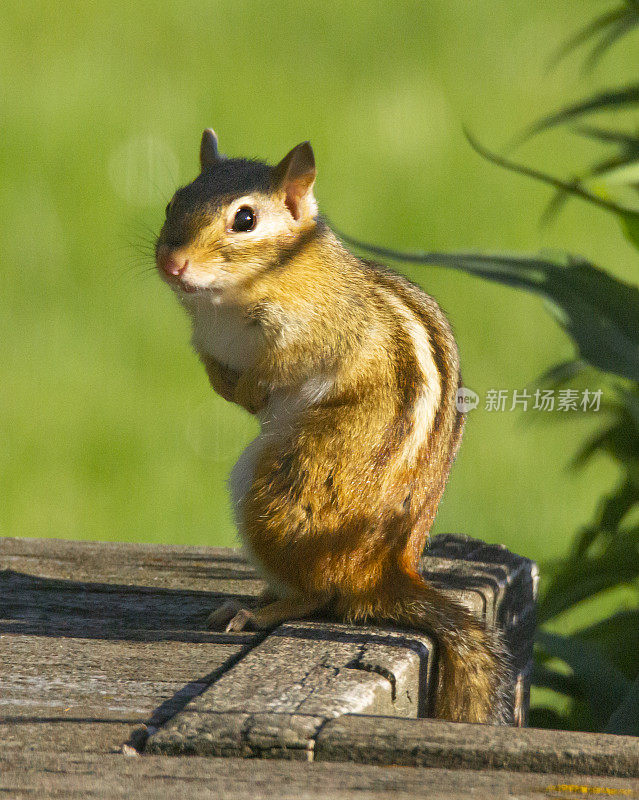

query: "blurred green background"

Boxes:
[1, 2, 637, 574]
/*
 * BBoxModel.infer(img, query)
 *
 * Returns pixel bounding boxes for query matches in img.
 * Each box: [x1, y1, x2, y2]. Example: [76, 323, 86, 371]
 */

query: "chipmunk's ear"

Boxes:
[272, 142, 317, 221]
[200, 129, 222, 170]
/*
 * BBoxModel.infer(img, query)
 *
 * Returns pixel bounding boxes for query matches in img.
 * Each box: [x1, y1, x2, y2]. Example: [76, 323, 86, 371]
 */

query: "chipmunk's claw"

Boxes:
[206, 600, 242, 630]
[225, 608, 258, 632]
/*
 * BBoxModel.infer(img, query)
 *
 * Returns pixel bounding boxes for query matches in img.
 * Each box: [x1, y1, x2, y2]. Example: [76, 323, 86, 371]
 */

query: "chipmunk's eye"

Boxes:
[232, 206, 256, 233]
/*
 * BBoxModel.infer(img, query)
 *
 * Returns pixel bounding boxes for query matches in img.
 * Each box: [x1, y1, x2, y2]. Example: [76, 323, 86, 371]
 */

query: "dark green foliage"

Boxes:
[606, 676, 639, 735]
[536, 631, 631, 729]
[548, 1, 639, 71]
[519, 83, 639, 142]
[580, 611, 639, 676]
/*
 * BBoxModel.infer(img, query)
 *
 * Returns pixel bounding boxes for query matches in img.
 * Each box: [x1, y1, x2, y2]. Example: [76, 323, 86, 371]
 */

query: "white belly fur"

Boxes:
[191, 300, 262, 372]
[228, 392, 300, 599]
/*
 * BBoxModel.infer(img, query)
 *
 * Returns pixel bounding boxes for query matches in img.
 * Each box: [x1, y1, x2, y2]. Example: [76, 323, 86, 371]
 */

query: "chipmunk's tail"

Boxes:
[339, 571, 512, 724]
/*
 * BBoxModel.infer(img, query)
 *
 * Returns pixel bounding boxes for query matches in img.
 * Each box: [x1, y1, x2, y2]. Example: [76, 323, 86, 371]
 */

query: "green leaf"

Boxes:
[532, 662, 581, 698]
[528, 706, 571, 731]
[606, 675, 639, 735]
[594, 158, 639, 187]
[578, 610, 639, 677]
[574, 124, 639, 154]
[569, 526, 602, 560]
[536, 631, 630, 728]
[593, 480, 638, 532]
[462, 132, 639, 258]
[538, 529, 639, 622]
[582, 13, 639, 72]
[465, 131, 639, 218]
[535, 359, 588, 389]
[618, 386, 639, 429]
[539, 127, 639, 226]
[572, 424, 639, 469]
[620, 212, 639, 250]
[574, 126, 639, 184]
[518, 83, 639, 143]
[548, 5, 639, 71]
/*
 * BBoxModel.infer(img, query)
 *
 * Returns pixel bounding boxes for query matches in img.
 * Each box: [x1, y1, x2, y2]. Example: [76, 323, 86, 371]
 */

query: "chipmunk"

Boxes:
[155, 129, 510, 724]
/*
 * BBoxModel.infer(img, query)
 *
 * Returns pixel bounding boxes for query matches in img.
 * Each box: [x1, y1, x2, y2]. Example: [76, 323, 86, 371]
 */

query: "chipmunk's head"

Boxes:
[155, 129, 318, 299]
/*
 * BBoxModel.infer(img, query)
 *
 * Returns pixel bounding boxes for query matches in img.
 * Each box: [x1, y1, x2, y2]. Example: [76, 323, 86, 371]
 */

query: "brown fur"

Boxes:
[155, 133, 510, 724]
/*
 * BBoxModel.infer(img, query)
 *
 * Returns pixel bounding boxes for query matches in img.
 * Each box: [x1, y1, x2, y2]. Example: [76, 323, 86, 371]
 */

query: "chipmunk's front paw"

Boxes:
[206, 600, 242, 630]
[225, 608, 259, 632]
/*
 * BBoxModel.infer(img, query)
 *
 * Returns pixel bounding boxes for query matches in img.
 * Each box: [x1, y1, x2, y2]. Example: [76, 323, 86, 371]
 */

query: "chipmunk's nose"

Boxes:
[157, 246, 189, 277]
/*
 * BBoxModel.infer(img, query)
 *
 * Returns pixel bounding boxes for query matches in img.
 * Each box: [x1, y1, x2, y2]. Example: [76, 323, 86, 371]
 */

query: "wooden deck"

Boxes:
[2, 535, 637, 799]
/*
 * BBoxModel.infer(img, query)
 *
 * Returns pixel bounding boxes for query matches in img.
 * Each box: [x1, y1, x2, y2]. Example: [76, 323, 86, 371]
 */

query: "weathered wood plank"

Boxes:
[0, 537, 262, 754]
[1, 750, 638, 800]
[146, 621, 435, 758]
[316, 714, 639, 777]
[1, 536, 261, 592]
